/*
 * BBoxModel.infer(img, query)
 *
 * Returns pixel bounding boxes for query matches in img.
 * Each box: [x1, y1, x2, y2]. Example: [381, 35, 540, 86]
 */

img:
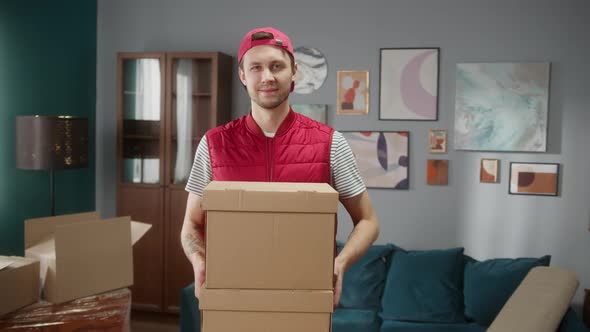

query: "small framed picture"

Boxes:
[480, 159, 499, 183]
[427, 159, 448, 186]
[337, 70, 369, 115]
[291, 104, 328, 124]
[428, 129, 447, 153]
[509, 162, 559, 196]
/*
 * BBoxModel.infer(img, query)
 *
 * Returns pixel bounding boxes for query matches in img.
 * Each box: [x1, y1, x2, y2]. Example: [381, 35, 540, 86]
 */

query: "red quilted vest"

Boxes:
[206, 109, 333, 183]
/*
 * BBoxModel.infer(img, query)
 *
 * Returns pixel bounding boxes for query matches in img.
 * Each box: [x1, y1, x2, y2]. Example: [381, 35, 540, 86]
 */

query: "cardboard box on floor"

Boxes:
[0, 256, 39, 316]
[200, 287, 333, 332]
[24, 212, 151, 304]
[202, 181, 339, 290]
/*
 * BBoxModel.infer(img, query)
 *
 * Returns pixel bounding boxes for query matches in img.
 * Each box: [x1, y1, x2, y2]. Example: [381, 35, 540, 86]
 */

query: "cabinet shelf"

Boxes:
[171, 91, 211, 97]
[170, 136, 201, 141]
[124, 135, 159, 140]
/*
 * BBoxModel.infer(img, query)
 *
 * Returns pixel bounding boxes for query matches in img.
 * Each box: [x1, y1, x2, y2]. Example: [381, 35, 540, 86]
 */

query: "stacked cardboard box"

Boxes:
[200, 181, 339, 332]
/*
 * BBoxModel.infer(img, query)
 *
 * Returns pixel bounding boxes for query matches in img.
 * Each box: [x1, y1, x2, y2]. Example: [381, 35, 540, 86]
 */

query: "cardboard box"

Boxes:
[0, 256, 40, 316]
[24, 212, 151, 304]
[200, 287, 333, 332]
[202, 181, 339, 290]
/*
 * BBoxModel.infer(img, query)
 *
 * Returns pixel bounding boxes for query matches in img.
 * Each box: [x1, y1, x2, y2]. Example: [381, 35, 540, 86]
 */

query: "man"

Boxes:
[180, 27, 379, 308]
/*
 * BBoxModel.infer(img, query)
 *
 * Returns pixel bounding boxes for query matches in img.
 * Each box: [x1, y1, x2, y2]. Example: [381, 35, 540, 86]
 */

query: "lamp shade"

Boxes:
[16, 116, 88, 170]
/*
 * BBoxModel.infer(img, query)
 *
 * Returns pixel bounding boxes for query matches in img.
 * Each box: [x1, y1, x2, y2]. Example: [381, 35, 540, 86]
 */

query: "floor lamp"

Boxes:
[16, 116, 88, 216]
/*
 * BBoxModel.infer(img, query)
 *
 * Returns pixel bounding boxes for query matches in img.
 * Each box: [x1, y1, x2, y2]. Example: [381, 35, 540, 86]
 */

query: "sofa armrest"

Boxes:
[488, 266, 579, 332]
[559, 308, 590, 332]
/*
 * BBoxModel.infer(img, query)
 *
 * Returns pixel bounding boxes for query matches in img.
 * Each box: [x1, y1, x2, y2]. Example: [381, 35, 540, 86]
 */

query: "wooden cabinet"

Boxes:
[116, 52, 232, 312]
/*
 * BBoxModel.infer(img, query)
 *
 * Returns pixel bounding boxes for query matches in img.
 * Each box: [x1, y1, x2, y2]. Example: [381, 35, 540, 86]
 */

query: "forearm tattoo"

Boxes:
[181, 231, 205, 259]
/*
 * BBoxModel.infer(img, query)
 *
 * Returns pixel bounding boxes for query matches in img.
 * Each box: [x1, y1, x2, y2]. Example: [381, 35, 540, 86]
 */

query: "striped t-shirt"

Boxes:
[185, 130, 366, 199]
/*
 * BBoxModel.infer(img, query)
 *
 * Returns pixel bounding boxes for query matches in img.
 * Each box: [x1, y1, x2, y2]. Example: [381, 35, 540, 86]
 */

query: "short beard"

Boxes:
[251, 89, 290, 110]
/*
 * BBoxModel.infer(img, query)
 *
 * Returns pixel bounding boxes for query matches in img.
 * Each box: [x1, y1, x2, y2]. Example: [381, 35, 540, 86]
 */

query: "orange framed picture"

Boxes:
[509, 162, 559, 196]
[480, 159, 499, 183]
[337, 70, 369, 115]
[428, 129, 447, 153]
[427, 159, 448, 185]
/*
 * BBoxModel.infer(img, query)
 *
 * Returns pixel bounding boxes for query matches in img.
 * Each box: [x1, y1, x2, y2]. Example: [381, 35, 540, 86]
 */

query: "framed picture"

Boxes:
[454, 62, 550, 152]
[427, 159, 448, 185]
[509, 162, 559, 196]
[428, 129, 447, 153]
[340, 131, 409, 189]
[480, 159, 499, 183]
[293, 46, 328, 94]
[337, 71, 369, 115]
[291, 104, 328, 124]
[379, 48, 439, 120]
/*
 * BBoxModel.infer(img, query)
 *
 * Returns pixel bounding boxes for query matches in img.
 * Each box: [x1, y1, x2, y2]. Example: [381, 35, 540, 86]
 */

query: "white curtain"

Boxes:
[174, 59, 193, 183]
[135, 59, 161, 121]
[136, 59, 161, 182]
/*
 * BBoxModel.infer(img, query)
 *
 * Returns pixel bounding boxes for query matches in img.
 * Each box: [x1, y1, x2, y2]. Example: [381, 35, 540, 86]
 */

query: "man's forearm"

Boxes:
[337, 218, 379, 270]
[181, 222, 206, 265]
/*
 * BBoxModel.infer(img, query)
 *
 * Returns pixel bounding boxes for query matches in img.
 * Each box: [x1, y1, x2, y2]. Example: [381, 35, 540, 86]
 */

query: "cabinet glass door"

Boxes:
[121, 58, 162, 184]
[170, 57, 212, 185]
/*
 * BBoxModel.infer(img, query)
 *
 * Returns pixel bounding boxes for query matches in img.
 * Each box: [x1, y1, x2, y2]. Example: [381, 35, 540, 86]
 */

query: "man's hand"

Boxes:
[193, 259, 206, 299]
[333, 190, 380, 308]
[333, 257, 346, 308]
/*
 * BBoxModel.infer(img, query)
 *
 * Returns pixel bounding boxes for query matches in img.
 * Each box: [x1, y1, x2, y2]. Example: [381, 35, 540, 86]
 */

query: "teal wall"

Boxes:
[0, 0, 97, 255]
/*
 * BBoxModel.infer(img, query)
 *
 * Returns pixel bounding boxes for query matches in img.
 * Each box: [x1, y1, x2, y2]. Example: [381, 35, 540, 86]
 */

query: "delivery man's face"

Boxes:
[239, 45, 296, 110]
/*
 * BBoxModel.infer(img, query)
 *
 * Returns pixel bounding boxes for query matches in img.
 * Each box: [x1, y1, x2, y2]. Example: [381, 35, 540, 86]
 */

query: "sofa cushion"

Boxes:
[332, 308, 381, 332]
[338, 244, 393, 310]
[463, 254, 551, 326]
[180, 283, 201, 332]
[380, 319, 486, 332]
[558, 308, 590, 332]
[380, 247, 466, 323]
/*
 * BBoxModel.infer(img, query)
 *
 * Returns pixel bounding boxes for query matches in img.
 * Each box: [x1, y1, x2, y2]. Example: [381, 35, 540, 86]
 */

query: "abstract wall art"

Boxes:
[337, 71, 369, 115]
[509, 162, 559, 196]
[454, 62, 550, 152]
[293, 46, 328, 94]
[428, 129, 447, 153]
[291, 104, 327, 124]
[480, 158, 499, 183]
[427, 159, 448, 186]
[379, 48, 439, 120]
[341, 131, 409, 189]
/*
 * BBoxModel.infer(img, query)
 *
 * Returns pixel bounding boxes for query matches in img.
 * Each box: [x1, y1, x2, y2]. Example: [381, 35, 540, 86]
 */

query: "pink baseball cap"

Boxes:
[237, 27, 294, 64]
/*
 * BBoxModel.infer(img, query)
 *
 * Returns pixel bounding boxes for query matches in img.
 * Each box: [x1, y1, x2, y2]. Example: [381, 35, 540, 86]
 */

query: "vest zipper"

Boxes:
[268, 137, 274, 181]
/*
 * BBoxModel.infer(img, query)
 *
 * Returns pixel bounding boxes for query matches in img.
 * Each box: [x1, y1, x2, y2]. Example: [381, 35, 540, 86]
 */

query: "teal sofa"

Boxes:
[180, 244, 589, 332]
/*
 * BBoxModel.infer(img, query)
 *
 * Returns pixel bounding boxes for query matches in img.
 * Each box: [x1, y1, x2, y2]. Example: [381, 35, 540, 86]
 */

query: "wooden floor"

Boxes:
[130, 310, 179, 332]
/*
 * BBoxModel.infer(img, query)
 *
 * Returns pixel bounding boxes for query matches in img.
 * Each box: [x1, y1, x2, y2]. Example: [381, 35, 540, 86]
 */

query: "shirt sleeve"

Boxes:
[330, 131, 366, 199]
[185, 136, 212, 197]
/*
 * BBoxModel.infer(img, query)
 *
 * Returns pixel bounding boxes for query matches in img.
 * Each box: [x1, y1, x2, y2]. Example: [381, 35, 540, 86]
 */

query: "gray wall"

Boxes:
[97, 0, 590, 305]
